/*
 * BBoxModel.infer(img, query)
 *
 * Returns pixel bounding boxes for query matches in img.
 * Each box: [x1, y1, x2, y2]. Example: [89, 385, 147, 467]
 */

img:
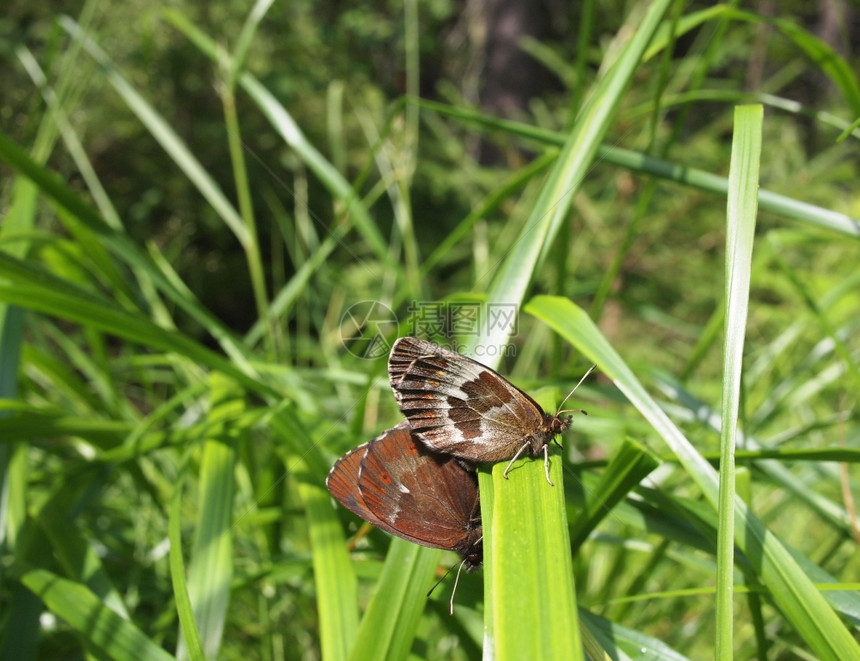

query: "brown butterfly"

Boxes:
[388, 336, 591, 485]
[326, 422, 483, 570]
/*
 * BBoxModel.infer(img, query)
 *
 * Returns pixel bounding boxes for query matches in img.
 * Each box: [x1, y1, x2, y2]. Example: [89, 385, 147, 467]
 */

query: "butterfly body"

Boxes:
[388, 337, 573, 471]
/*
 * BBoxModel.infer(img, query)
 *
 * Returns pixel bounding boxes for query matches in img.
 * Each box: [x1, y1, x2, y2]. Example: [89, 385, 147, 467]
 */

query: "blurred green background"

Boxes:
[1, 1, 859, 659]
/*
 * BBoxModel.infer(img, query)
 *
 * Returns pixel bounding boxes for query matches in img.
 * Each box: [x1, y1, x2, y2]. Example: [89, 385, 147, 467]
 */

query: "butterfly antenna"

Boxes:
[427, 562, 456, 598]
[556, 364, 597, 415]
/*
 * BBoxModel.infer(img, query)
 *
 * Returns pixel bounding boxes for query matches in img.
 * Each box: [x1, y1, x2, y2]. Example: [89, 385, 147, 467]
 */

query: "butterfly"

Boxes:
[388, 336, 591, 486]
[326, 422, 483, 571]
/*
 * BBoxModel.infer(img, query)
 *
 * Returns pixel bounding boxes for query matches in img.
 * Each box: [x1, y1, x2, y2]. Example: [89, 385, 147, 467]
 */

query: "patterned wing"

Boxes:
[388, 337, 546, 462]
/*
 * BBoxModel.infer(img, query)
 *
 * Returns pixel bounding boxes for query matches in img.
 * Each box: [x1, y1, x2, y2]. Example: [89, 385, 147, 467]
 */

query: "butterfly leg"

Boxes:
[503, 440, 532, 480]
[449, 557, 470, 616]
[542, 444, 554, 486]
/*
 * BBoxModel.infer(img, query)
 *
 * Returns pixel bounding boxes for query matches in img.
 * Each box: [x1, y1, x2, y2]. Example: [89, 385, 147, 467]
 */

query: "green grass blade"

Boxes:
[470, 2, 673, 657]
[0, 252, 274, 398]
[31, 480, 129, 618]
[349, 542, 440, 661]
[526, 295, 860, 660]
[568, 438, 660, 550]
[480, 0, 673, 353]
[643, 6, 860, 114]
[716, 105, 762, 658]
[179, 380, 239, 659]
[412, 102, 860, 239]
[20, 568, 175, 661]
[298, 464, 358, 661]
[60, 17, 248, 247]
[169, 469, 206, 661]
[488, 454, 579, 659]
[269, 411, 361, 659]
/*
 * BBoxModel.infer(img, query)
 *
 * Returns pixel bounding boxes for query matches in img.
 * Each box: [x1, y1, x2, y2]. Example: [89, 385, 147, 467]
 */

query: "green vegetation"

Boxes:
[1, 1, 859, 659]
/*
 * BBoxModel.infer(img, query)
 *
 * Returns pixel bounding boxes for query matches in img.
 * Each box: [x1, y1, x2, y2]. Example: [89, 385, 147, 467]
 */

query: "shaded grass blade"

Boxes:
[160, 9, 400, 276]
[60, 17, 248, 246]
[0, 130, 257, 369]
[169, 469, 206, 661]
[0, 252, 274, 398]
[20, 568, 175, 661]
[568, 439, 661, 550]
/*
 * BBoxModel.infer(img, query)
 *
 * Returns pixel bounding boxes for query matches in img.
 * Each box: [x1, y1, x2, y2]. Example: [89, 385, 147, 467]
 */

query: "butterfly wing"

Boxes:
[388, 337, 547, 462]
[327, 423, 481, 557]
[326, 441, 393, 532]
[359, 424, 480, 552]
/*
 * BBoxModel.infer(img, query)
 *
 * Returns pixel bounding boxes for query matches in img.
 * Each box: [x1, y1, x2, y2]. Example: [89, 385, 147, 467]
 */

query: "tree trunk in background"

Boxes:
[477, 0, 554, 165]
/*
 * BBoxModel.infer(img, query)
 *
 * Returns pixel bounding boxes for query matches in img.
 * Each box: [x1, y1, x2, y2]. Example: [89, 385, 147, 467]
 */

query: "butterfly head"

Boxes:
[459, 535, 484, 571]
[550, 413, 573, 435]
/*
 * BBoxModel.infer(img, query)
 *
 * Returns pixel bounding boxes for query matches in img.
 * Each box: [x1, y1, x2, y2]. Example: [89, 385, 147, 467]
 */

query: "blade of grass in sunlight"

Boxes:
[525, 295, 860, 660]
[487, 438, 579, 659]
[715, 105, 762, 658]
[467, 1, 673, 657]
[349, 541, 441, 661]
[268, 409, 360, 660]
[299, 473, 358, 661]
[178, 380, 239, 659]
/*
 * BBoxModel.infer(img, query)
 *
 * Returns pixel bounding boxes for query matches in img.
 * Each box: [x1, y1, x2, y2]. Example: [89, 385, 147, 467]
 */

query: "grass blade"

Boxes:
[716, 105, 762, 657]
[169, 468, 206, 661]
[488, 452, 579, 659]
[349, 542, 440, 661]
[21, 569, 175, 661]
[526, 295, 860, 660]
[568, 439, 660, 550]
[471, 1, 673, 657]
[179, 382, 238, 659]
[299, 465, 358, 661]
